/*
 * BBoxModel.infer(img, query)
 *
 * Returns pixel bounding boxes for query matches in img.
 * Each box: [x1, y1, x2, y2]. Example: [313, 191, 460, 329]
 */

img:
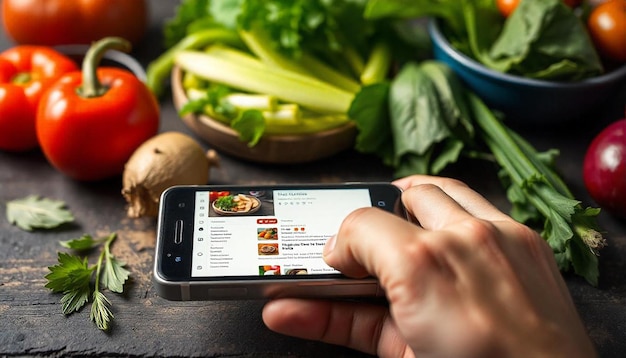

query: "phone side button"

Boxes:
[207, 287, 248, 298]
[174, 220, 183, 244]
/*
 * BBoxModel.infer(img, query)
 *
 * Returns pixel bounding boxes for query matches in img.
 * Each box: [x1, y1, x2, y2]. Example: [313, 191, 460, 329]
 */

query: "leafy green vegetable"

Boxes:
[487, 0, 603, 80]
[60, 234, 108, 251]
[214, 196, 236, 211]
[375, 59, 605, 285]
[6, 195, 74, 231]
[45, 253, 93, 313]
[349, 82, 394, 166]
[231, 109, 265, 146]
[467, 92, 604, 285]
[45, 233, 130, 331]
[351, 61, 471, 176]
[150, 0, 423, 143]
[366, 0, 604, 80]
[163, 0, 213, 48]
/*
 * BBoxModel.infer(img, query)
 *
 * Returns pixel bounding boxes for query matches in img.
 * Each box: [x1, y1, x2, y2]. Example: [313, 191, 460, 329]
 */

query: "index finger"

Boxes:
[394, 175, 511, 222]
[324, 207, 427, 279]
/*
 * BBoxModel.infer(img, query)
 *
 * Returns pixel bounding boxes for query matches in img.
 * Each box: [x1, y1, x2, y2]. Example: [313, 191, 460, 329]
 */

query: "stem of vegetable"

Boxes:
[93, 233, 116, 292]
[146, 28, 244, 97]
[175, 50, 355, 114]
[239, 25, 361, 93]
[360, 41, 392, 85]
[343, 46, 365, 78]
[225, 94, 278, 111]
[79, 37, 131, 98]
[467, 92, 603, 285]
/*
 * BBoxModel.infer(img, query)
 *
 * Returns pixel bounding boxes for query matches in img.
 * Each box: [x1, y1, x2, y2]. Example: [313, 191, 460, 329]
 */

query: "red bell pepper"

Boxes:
[36, 37, 160, 181]
[0, 46, 77, 151]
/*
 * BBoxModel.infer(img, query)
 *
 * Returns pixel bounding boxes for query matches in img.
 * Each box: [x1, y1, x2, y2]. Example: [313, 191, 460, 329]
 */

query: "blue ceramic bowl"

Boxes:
[428, 20, 626, 125]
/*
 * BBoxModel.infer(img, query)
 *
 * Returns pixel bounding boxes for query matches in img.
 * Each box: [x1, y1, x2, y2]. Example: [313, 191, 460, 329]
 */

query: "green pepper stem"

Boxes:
[79, 37, 132, 98]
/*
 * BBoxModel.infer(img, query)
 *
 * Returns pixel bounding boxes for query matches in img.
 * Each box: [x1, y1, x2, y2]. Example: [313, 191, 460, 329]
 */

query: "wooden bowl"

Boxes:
[171, 66, 357, 164]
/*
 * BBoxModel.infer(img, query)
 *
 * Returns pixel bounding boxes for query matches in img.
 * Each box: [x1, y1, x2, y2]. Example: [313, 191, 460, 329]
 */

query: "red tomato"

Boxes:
[496, 0, 582, 17]
[2, 0, 148, 46]
[496, 0, 520, 17]
[210, 191, 231, 201]
[583, 119, 626, 218]
[587, 0, 626, 62]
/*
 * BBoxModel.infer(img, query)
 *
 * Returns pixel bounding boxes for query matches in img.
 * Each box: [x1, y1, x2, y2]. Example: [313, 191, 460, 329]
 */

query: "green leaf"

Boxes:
[101, 256, 130, 294]
[164, 0, 213, 48]
[388, 61, 475, 177]
[365, 0, 467, 37]
[6, 195, 74, 231]
[390, 62, 449, 157]
[489, 0, 602, 80]
[45, 253, 93, 293]
[60, 283, 91, 315]
[231, 109, 265, 146]
[60, 234, 106, 251]
[90, 291, 113, 331]
[569, 233, 599, 286]
[209, 0, 243, 30]
[430, 138, 464, 174]
[349, 82, 394, 165]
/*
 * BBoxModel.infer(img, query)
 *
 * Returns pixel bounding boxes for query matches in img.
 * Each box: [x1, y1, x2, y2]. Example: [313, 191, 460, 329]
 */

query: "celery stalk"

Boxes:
[239, 25, 361, 93]
[185, 88, 206, 101]
[360, 41, 392, 85]
[344, 46, 366, 78]
[175, 50, 355, 114]
[146, 28, 243, 97]
[299, 54, 362, 93]
[225, 94, 278, 111]
[263, 104, 301, 122]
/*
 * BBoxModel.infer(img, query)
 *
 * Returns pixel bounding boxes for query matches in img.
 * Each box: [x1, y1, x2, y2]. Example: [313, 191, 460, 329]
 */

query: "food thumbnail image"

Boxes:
[258, 243, 279, 255]
[285, 268, 308, 275]
[212, 193, 260, 215]
[258, 227, 278, 240]
[259, 265, 281, 276]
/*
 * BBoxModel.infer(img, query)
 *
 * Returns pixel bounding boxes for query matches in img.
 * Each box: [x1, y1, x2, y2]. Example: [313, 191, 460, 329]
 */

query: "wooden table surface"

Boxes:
[1, 2, 625, 357]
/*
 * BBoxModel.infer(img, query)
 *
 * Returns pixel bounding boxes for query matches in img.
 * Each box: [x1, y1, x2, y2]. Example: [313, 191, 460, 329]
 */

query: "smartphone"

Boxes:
[153, 183, 407, 300]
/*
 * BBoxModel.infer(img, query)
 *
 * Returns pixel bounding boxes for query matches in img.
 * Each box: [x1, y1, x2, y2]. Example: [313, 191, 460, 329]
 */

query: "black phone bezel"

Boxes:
[155, 183, 406, 282]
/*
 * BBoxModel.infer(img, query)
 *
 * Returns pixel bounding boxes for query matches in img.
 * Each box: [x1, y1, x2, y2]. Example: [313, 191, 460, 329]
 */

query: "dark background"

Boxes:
[1, 1, 625, 357]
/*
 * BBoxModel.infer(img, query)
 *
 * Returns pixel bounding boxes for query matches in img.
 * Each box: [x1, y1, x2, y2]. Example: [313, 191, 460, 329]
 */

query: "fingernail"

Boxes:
[324, 235, 336, 256]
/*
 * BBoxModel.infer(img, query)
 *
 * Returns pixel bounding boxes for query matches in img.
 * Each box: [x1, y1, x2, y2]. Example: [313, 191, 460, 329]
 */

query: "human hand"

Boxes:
[262, 175, 596, 357]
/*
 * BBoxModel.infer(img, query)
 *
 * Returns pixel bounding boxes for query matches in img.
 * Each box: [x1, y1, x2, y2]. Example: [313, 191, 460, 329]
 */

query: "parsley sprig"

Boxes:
[6, 195, 74, 231]
[45, 233, 130, 331]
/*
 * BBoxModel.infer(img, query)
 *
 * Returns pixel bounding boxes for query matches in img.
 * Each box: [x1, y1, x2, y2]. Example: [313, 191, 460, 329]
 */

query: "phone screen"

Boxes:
[156, 183, 404, 283]
[191, 188, 372, 278]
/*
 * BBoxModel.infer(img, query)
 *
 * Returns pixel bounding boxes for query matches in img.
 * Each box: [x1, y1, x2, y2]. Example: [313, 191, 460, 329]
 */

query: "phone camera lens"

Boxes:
[174, 256, 182, 263]
[178, 202, 185, 208]
[377, 201, 386, 207]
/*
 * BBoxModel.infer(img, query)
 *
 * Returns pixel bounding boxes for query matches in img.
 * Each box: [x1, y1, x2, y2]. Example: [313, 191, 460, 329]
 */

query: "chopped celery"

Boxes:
[225, 94, 278, 111]
[263, 104, 301, 123]
[361, 42, 392, 85]
[175, 49, 356, 114]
